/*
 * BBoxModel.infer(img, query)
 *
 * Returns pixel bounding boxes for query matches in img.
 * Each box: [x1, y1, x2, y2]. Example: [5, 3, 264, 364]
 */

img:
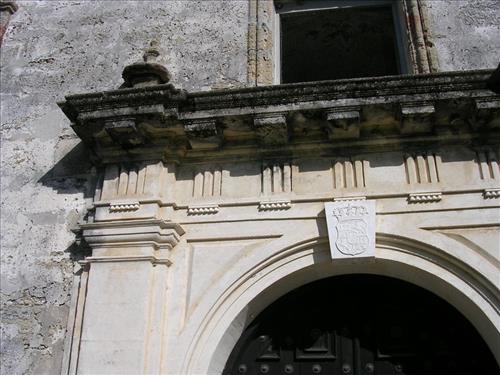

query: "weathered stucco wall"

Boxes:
[0, 1, 247, 373]
[0, 0, 498, 374]
[426, 0, 500, 71]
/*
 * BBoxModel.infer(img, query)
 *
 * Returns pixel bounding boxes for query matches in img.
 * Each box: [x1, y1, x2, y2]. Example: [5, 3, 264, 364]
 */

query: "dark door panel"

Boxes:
[223, 275, 499, 375]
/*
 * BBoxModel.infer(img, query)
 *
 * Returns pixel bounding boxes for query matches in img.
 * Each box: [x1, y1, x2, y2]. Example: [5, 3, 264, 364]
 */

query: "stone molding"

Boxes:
[407, 192, 442, 203]
[187, 204, 220, 215]
[108, 201, 141, 213]
[59, 70, 499, 163]
[82, 255, 172, 266]
[483, 188, 500, 199]
[333, 196, 366, 202]
[258, 200, 291, 211]
[79, 218, 185, 251]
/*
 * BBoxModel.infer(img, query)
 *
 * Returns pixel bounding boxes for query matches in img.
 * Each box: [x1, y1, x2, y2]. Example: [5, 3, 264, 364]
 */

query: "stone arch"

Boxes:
[183, 233, 499, 375]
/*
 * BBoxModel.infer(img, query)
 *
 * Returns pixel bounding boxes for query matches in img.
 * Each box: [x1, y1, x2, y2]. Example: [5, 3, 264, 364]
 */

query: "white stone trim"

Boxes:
[185, 234, 499, 374]
[84, 255, 172, 266]
[109, 201, 140, 212]
[258, 200, 291, 211]
[187, 204, 220, 215]
[483, 188, 500, 199]
[408, 192, 442, 203]
[333, 196, 366, 202]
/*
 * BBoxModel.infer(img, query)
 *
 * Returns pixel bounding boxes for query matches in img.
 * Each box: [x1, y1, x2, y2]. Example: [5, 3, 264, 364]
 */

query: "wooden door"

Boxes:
[223, 275, 499, 375]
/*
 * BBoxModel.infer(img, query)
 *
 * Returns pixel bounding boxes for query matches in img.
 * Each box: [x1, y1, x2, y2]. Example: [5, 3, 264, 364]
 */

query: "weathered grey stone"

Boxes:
[0, 1, 248, 373]
[1, 1, 500, 374]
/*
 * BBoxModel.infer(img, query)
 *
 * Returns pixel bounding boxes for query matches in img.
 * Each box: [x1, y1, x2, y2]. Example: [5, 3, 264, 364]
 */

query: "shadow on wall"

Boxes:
[37, 140, 95, 259]
[37, 141, 96, 199]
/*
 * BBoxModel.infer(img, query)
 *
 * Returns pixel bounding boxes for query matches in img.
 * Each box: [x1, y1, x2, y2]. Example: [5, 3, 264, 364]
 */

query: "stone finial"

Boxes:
[121, 41, 171, 88]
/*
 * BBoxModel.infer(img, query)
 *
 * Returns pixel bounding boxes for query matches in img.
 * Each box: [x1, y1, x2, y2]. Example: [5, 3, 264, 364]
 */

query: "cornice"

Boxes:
[79, 219, 185, 251]
[58, 70, 500, 163]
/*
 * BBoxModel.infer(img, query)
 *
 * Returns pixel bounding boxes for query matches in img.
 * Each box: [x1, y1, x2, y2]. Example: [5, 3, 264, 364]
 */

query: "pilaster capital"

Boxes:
[79, 219, 185, 261]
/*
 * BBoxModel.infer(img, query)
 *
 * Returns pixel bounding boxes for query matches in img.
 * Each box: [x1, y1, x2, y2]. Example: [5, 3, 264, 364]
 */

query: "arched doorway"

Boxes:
[223, 275, 499, 375]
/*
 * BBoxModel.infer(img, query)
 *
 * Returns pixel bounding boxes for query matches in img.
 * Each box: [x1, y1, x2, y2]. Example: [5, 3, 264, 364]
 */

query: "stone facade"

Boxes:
[1, 1, 499, 374]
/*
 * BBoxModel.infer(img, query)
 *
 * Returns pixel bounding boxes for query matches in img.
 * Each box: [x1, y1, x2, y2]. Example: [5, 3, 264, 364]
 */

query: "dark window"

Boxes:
[280, 4, 403, 83]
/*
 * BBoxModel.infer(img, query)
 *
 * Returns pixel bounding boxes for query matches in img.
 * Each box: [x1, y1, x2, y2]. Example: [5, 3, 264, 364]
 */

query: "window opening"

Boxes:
[275, 0, 409, 83]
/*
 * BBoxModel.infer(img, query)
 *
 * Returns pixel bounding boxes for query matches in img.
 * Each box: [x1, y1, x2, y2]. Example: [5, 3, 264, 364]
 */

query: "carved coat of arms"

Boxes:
[335, 218, 369, 256]
[325, 201, 376, 259]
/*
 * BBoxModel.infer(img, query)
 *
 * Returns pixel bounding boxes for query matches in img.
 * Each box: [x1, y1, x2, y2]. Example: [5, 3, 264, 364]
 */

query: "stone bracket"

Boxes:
[325, 107, 361, 140]
[184, 118, 222, 150]
[253, 113, 289, 146]
[400, 101, 435, 134]
[408, 192, 442, 203]
[474, 98, 500, 129]
[104, 117, 145, 147]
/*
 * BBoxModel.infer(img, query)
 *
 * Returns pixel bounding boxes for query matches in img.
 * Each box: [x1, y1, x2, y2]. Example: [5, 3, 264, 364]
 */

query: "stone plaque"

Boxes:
[325, 200, 375, 259]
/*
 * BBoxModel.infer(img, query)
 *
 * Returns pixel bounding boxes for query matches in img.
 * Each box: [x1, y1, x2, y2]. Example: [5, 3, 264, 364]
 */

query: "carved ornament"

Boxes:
[408, 192, 442, 203]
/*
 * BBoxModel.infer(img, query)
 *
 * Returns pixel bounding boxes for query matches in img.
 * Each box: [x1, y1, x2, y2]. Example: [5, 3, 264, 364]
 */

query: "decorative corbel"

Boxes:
[324, 107, 361, 140]
[474, 98, 500, 129]
[104, 117, 146, 148]
[399, 101, 435, 134]
[253, 113, 289, 146]
[184, 118, 222, 150]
